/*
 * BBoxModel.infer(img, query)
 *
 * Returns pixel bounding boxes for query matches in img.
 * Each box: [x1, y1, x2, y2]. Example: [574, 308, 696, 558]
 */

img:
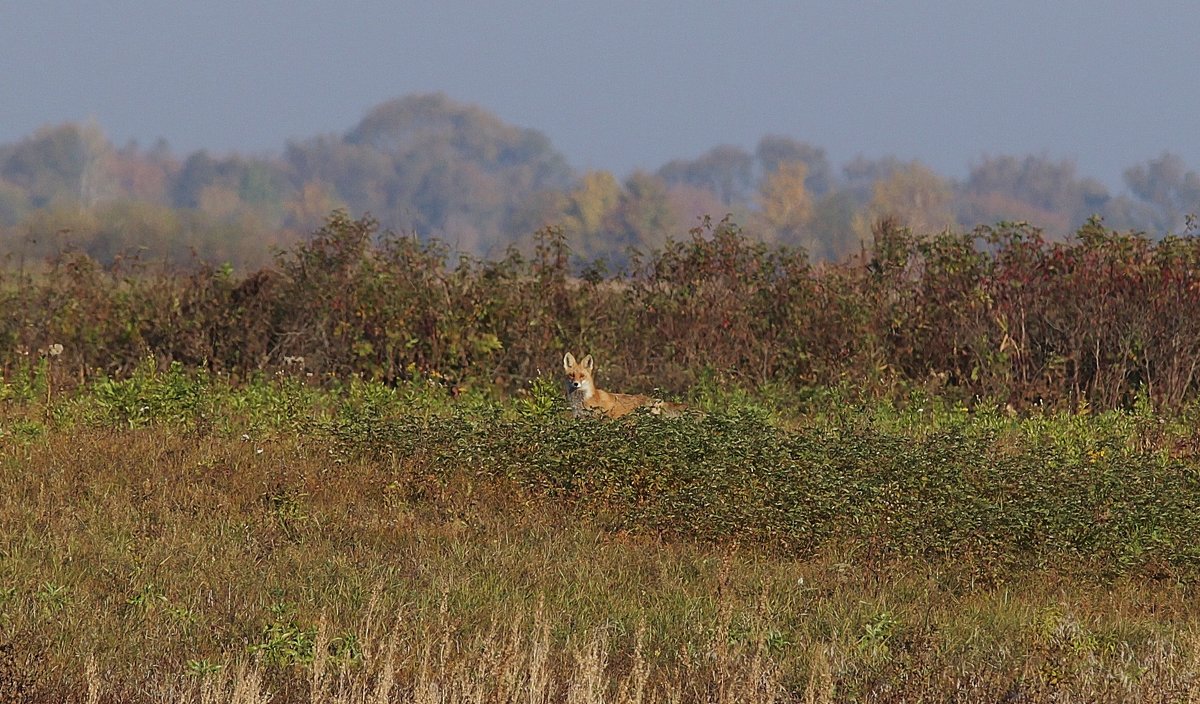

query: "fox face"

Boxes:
[562, 352, 596, 398]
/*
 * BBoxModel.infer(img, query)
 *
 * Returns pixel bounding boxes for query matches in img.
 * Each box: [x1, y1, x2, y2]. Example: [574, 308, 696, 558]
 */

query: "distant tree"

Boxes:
[86, 200, 183, 262]
[756, 161, 813, 246]
[807, 190, 860, 261]
[657, 145, 756, 206]
[569, 171, 622, 233]
[108, 141, 174, 204]
[237, 160, 290, 208]
[171, 151, 221, 209]
[285, 136, 391, 216]
[957, 190, 1071, 235]
[613, 171, 678, 253]
[755, 135, 833, 196]
[198, 184, 243, 219]
[663, 183, 727, 235]
[287, 93, 573, 253]
[6, 199, 196, 265]
[841, 155, 905, 205]
[853, 161, 955, 239]
[1090, 193, 1158, 233]
[171, 151, 290, 222]
[0, 121, 115, 207]
[0, 179, 31, 225]
[285, 180, 345, 231]
[346, 94, 572, 195]
[556, 170, 623, 260]
[1124, 152, 1200, 234]
[958, 154, 1109, 235]
[12, 204, 101, 259]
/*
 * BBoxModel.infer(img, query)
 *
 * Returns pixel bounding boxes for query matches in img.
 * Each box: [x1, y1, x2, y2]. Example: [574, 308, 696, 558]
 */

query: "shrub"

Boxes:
[9, 211, 1200, 410]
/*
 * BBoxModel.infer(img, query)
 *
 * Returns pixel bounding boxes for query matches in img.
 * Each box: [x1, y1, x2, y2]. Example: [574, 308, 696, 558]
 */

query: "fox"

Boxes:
[562, 352, 686, 419]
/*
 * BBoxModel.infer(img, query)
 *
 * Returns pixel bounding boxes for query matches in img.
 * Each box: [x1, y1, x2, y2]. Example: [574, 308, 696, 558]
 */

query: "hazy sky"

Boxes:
[3, 1, 1198, 191]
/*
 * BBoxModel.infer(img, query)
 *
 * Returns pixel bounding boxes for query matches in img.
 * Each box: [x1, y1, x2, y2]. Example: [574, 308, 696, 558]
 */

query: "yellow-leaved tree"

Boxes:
[757, 161, 813, 247]
[560, 170, 623, 260]
[852, 161, 956, 241]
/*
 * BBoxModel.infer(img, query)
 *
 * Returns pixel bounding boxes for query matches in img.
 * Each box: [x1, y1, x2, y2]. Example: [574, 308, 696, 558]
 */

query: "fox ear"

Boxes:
[563, 352, 576, 369]
[582, 354, 594, 371]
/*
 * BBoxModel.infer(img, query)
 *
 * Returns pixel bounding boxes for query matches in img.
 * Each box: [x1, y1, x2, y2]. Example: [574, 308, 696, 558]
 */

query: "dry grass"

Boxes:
[4, 420, 1200, 701]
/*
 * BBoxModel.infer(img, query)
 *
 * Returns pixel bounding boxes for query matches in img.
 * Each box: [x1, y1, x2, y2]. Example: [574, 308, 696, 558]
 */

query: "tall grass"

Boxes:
[5, 370, 1200, 700]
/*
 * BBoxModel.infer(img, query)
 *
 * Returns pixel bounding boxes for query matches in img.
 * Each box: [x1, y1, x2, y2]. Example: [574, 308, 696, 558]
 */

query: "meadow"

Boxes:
[7, 214, 1200, 701]
[5, 361, 1200, 702]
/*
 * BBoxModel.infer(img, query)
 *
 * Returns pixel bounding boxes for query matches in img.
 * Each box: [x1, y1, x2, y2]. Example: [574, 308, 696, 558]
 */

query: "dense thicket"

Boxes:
[6, 212, 1200, 411]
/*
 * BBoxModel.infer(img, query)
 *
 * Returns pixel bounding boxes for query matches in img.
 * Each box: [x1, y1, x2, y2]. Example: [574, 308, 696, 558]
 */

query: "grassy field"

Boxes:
[5, 363, 1200, 702]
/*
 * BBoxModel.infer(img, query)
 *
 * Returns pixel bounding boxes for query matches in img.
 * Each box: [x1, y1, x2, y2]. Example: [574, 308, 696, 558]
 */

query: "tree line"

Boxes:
[1, 92, 1198, 268]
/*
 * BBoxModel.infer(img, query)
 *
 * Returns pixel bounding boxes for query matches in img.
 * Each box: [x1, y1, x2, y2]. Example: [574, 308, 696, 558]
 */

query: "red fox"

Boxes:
[562, 352, 686, 418]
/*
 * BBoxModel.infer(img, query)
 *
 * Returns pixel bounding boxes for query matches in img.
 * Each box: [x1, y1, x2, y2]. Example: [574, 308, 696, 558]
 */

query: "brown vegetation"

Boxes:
[7, 213, 1200, 411]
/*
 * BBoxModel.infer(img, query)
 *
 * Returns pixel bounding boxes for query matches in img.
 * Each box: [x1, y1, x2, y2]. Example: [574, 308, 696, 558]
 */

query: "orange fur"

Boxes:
[562, 352, 685, 418]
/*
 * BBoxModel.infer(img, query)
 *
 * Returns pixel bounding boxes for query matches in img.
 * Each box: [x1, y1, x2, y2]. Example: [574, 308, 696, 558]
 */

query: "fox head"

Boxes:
[562, 352, 595, 397]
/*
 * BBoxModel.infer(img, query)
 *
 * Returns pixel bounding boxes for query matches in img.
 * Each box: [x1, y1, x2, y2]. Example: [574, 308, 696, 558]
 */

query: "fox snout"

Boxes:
[565, 374, 591, 394]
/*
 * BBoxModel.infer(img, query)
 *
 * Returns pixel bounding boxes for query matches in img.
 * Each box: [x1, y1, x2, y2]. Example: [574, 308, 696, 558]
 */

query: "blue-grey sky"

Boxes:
[2, 1, 1197, 191]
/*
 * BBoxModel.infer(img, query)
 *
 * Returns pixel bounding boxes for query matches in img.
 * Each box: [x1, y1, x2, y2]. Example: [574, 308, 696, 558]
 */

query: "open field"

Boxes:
[5, 366, 1200, 702]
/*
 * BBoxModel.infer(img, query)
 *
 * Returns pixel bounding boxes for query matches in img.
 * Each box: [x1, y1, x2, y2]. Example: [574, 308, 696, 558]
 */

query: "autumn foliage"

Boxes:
[7, 211, 1200, 411]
